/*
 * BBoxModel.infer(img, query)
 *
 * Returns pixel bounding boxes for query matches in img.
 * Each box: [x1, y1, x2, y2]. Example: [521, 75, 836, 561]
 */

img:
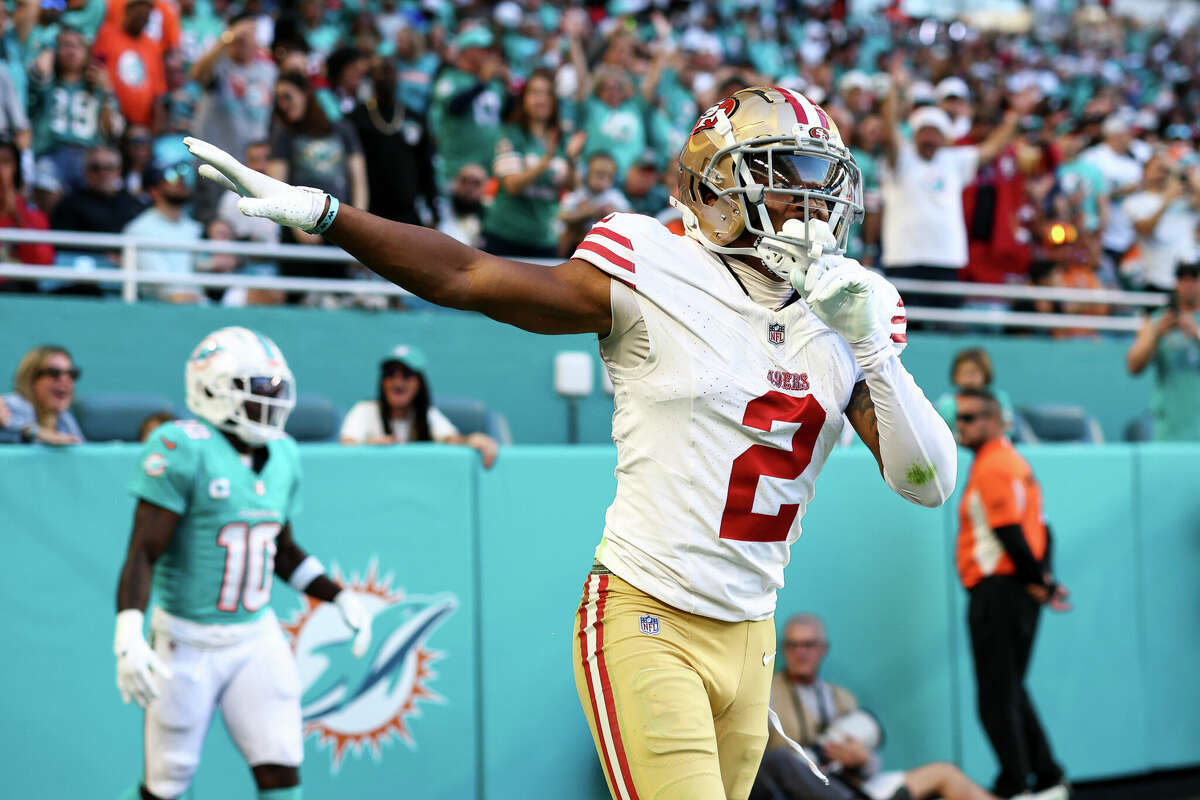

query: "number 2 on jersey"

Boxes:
[217, 522, 280, 612]
[719, 392, 826, 542]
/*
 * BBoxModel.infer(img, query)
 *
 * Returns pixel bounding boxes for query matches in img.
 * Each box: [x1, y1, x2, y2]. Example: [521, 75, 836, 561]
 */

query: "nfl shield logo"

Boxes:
[639, 615, 660, 636]
[768, 322, 786, 346]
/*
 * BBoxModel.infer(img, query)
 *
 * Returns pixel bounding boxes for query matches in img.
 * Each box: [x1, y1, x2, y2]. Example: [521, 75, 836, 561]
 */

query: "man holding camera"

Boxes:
[1121, 152, 1200, 292]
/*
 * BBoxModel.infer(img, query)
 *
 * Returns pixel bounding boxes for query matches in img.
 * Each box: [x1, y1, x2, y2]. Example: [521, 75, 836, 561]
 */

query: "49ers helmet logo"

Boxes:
[691, 96, 739, 136]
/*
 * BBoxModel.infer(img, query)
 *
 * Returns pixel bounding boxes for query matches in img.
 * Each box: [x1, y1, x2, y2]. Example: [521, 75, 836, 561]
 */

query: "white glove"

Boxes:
[796, 253, 882, 344]
[114, 609, 172, 707]
[184, 137, 330, 231]
[755, 218, 838, 283]
[334, 590, 372, 658]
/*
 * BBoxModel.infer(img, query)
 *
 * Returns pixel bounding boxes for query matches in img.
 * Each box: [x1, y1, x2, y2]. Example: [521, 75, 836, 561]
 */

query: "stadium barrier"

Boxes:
[2, 444, 1198, 798]
[0, 227, 1169, 332]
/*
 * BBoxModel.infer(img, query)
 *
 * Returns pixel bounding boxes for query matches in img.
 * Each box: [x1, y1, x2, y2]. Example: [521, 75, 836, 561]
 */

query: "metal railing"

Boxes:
[0, 227, 1168, 331]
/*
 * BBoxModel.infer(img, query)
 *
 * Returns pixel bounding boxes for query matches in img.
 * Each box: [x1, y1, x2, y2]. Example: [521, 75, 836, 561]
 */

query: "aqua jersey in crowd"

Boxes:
[128, 419, 302, 625]
[23, 0, 107, 61]
[483, 123, 567, 251]
[1150, 310, 1200, 441]
[578, 95, 650, 182]
[29, 78, 115, 155]
[429, 67, 504, 186]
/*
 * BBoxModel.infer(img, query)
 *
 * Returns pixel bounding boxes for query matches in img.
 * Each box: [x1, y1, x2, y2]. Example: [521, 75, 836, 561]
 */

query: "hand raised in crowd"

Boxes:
[86, 60, 111, 93]
[566, 131, 588, 162]
[33, 48, 54, 78]
[225, 17, 257, 47]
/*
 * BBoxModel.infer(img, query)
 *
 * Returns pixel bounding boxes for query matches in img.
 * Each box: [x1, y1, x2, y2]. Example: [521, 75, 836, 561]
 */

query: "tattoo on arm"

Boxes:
[845, 380, 883, 472]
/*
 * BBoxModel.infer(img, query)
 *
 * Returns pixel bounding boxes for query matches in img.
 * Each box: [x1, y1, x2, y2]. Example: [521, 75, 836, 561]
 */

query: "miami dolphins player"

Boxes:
[113, 326, 372, 800]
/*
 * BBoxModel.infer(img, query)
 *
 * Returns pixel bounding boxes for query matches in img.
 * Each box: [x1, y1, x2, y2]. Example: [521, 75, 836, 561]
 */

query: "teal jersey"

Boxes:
[579, 95, 649, 182]
[29, 79, 114, 155]
[1151, 311, 1200, 441]
[482, 123, 567, 249]
[430, 68, 504, 185]
[129, 419, 303, 625]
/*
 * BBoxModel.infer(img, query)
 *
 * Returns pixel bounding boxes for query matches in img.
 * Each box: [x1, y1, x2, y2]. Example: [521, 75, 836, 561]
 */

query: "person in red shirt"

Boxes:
[955, 388, 1070, 799]
[92, 0, 176, 128]
[0, 139, 54, 290]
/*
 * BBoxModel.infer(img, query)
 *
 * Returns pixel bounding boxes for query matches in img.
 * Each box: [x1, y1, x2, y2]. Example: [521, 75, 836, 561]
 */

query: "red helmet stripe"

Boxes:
[773, 86, 809, 124]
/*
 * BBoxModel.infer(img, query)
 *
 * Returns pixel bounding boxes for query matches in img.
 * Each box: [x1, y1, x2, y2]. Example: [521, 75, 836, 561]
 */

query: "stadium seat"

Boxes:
[285, 393, 341, 442]
[1017, 404, 1104, 444]
[1008, 411, 1038, 444]
[1123, 412, 1154, 442]
[73, 394, 176, 442]
[436, 395, 514, 445]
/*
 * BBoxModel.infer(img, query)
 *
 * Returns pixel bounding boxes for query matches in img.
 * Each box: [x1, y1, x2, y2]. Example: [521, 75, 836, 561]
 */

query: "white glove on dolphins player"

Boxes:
[114, 609, 172, 707]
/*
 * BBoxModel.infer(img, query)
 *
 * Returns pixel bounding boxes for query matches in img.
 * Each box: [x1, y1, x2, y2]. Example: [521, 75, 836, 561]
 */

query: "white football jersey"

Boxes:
[573, 213, 864, 622]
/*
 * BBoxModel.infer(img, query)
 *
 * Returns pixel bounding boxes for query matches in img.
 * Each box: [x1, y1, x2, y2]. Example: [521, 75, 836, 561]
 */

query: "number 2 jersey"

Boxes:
[129, 419, 302, 625]
[573, 213, 863, 622]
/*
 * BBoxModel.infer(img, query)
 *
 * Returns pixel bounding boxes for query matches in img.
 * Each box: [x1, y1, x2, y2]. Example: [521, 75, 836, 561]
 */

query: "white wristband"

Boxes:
[114, 608, 145, 654]
[288, 555, 326, 591]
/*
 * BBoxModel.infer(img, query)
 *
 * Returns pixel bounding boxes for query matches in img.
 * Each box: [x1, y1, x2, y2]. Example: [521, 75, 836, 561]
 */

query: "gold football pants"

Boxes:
[573, 572, 776, 800]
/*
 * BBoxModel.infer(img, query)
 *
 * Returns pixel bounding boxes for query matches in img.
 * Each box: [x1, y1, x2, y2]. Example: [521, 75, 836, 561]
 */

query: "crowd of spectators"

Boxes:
[0, 0, 1195, 324]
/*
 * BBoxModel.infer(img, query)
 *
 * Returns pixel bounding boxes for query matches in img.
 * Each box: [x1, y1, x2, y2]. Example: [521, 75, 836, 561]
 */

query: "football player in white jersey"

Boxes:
[114, 327, 372, 800]
[186, 85, 956, 800]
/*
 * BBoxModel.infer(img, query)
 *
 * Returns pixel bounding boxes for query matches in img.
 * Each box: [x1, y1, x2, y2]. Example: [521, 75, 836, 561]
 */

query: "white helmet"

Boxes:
[185, 326, 296, 445]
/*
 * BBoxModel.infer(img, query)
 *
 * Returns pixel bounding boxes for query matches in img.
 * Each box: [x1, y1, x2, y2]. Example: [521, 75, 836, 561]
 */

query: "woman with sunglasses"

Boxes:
[0, 345, 84, 444]
[338, 345, 498, 468]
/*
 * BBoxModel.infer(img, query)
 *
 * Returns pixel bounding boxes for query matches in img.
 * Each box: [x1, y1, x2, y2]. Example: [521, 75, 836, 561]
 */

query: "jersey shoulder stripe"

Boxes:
[572, 213, 650, 287]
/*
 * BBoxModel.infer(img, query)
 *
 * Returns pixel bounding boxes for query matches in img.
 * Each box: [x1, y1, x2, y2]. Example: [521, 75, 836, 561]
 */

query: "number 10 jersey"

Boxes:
[129, 419, 302, 625]
[573, 213, 863, 622]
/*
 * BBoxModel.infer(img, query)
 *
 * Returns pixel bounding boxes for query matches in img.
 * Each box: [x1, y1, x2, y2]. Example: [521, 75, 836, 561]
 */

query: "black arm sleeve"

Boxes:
[446, 82, 488, 115]
[993, 523, 1049, 586]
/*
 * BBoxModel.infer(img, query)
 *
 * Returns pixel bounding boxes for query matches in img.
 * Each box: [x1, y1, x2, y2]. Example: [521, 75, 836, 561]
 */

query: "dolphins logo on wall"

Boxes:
[282, 560, 458, 771]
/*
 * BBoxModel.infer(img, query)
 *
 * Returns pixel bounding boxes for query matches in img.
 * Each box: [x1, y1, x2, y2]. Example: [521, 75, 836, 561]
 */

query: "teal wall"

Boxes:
[0, 296, 1152, 443]
[2, 443, 1198, 798]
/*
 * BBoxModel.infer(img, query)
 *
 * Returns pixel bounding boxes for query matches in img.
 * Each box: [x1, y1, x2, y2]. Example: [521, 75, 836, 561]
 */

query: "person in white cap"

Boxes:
[935, 77, 973, 140]
[878, 65, 1037, 316]
[1079, 114, 1146, 285]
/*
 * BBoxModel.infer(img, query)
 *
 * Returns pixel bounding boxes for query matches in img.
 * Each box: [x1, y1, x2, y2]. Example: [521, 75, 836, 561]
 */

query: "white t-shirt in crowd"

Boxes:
[880, 138, 979, 269]
[339, 400, 460, 443]
[1079, 142, 1144, 252]
[1123, 191, 1200, 289]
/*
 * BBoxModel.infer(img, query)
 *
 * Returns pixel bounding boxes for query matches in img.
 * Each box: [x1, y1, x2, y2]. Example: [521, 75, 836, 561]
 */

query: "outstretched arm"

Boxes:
[186, 137, 613, 336]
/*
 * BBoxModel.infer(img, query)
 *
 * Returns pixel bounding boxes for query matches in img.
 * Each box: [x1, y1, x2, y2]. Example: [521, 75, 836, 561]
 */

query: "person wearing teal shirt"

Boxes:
[113, 326, 371, 800]
[429, 26, 506, 187]
[1127, 261, 1200, 441]
[483, 68, 583, 258]
[935, 347, 1016, 432]
[577, 67, 650, 184]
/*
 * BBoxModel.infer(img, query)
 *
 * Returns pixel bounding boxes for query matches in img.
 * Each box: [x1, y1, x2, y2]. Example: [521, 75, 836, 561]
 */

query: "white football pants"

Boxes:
[143, 609, 303, 798]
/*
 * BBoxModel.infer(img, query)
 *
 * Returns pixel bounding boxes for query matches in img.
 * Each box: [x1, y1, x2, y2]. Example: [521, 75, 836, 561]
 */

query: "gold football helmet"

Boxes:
[673, 86, 863, 258]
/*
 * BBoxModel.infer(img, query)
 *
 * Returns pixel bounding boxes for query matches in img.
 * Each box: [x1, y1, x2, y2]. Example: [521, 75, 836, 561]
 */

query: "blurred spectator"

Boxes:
[558, 151, 630, 256]
[177, 0, 222, 70]
[482, 67, 584, 258]
[339, 345, 499, 468]
[880, 64, 1037, 310]
[51, 144, 145, 234]
[0, 345, 84, 444]
[122, 163, 204, 304]
[1121, 152, 1200, 292]
[268, 70, 367, 282]
[1127, 260, 1200, 441]
[347, 57, 438, 227]
[318, 46, 369, 122]
[202, 212, 283, 308]
[754, 612, 1003, 800]
[430, 26, 506, 187]
[954, 388, 1069, 799]
[935, 347, 1014, 431]
[92, 0, 175, 129]
[118, 124, 154, 200]
[572, 61, 657, 186]
[0, 46, 30, 157]
[19, 0, 108, 57]
[137, 410, 174, 442]
[28, 26, 121, 192]
[296, 0, 340, 61]
[215, 139, 277, 246]
[30, 157, 64, 217]
[0, 139, 55, 286]
[393, 24, 439, 115]
[437, 162, 487, 248]
[1079, 115, 1144, 286]
[935, 77, 973, 141]
[190, 13, 276, 218]
[624, 150, 671, 218]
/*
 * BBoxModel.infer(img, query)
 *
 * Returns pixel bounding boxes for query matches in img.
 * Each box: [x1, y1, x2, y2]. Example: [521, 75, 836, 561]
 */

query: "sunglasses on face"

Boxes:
[1178, 268, 1200, 280]
[783, 639, 824, 650]
[37, 367, 81, 380]
[383, 364, 416, 379]
[956, 412, 991, 423]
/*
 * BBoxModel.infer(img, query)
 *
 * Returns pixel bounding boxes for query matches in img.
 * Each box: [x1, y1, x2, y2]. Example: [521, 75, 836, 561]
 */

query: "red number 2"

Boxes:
[719, 392, 827, 542]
